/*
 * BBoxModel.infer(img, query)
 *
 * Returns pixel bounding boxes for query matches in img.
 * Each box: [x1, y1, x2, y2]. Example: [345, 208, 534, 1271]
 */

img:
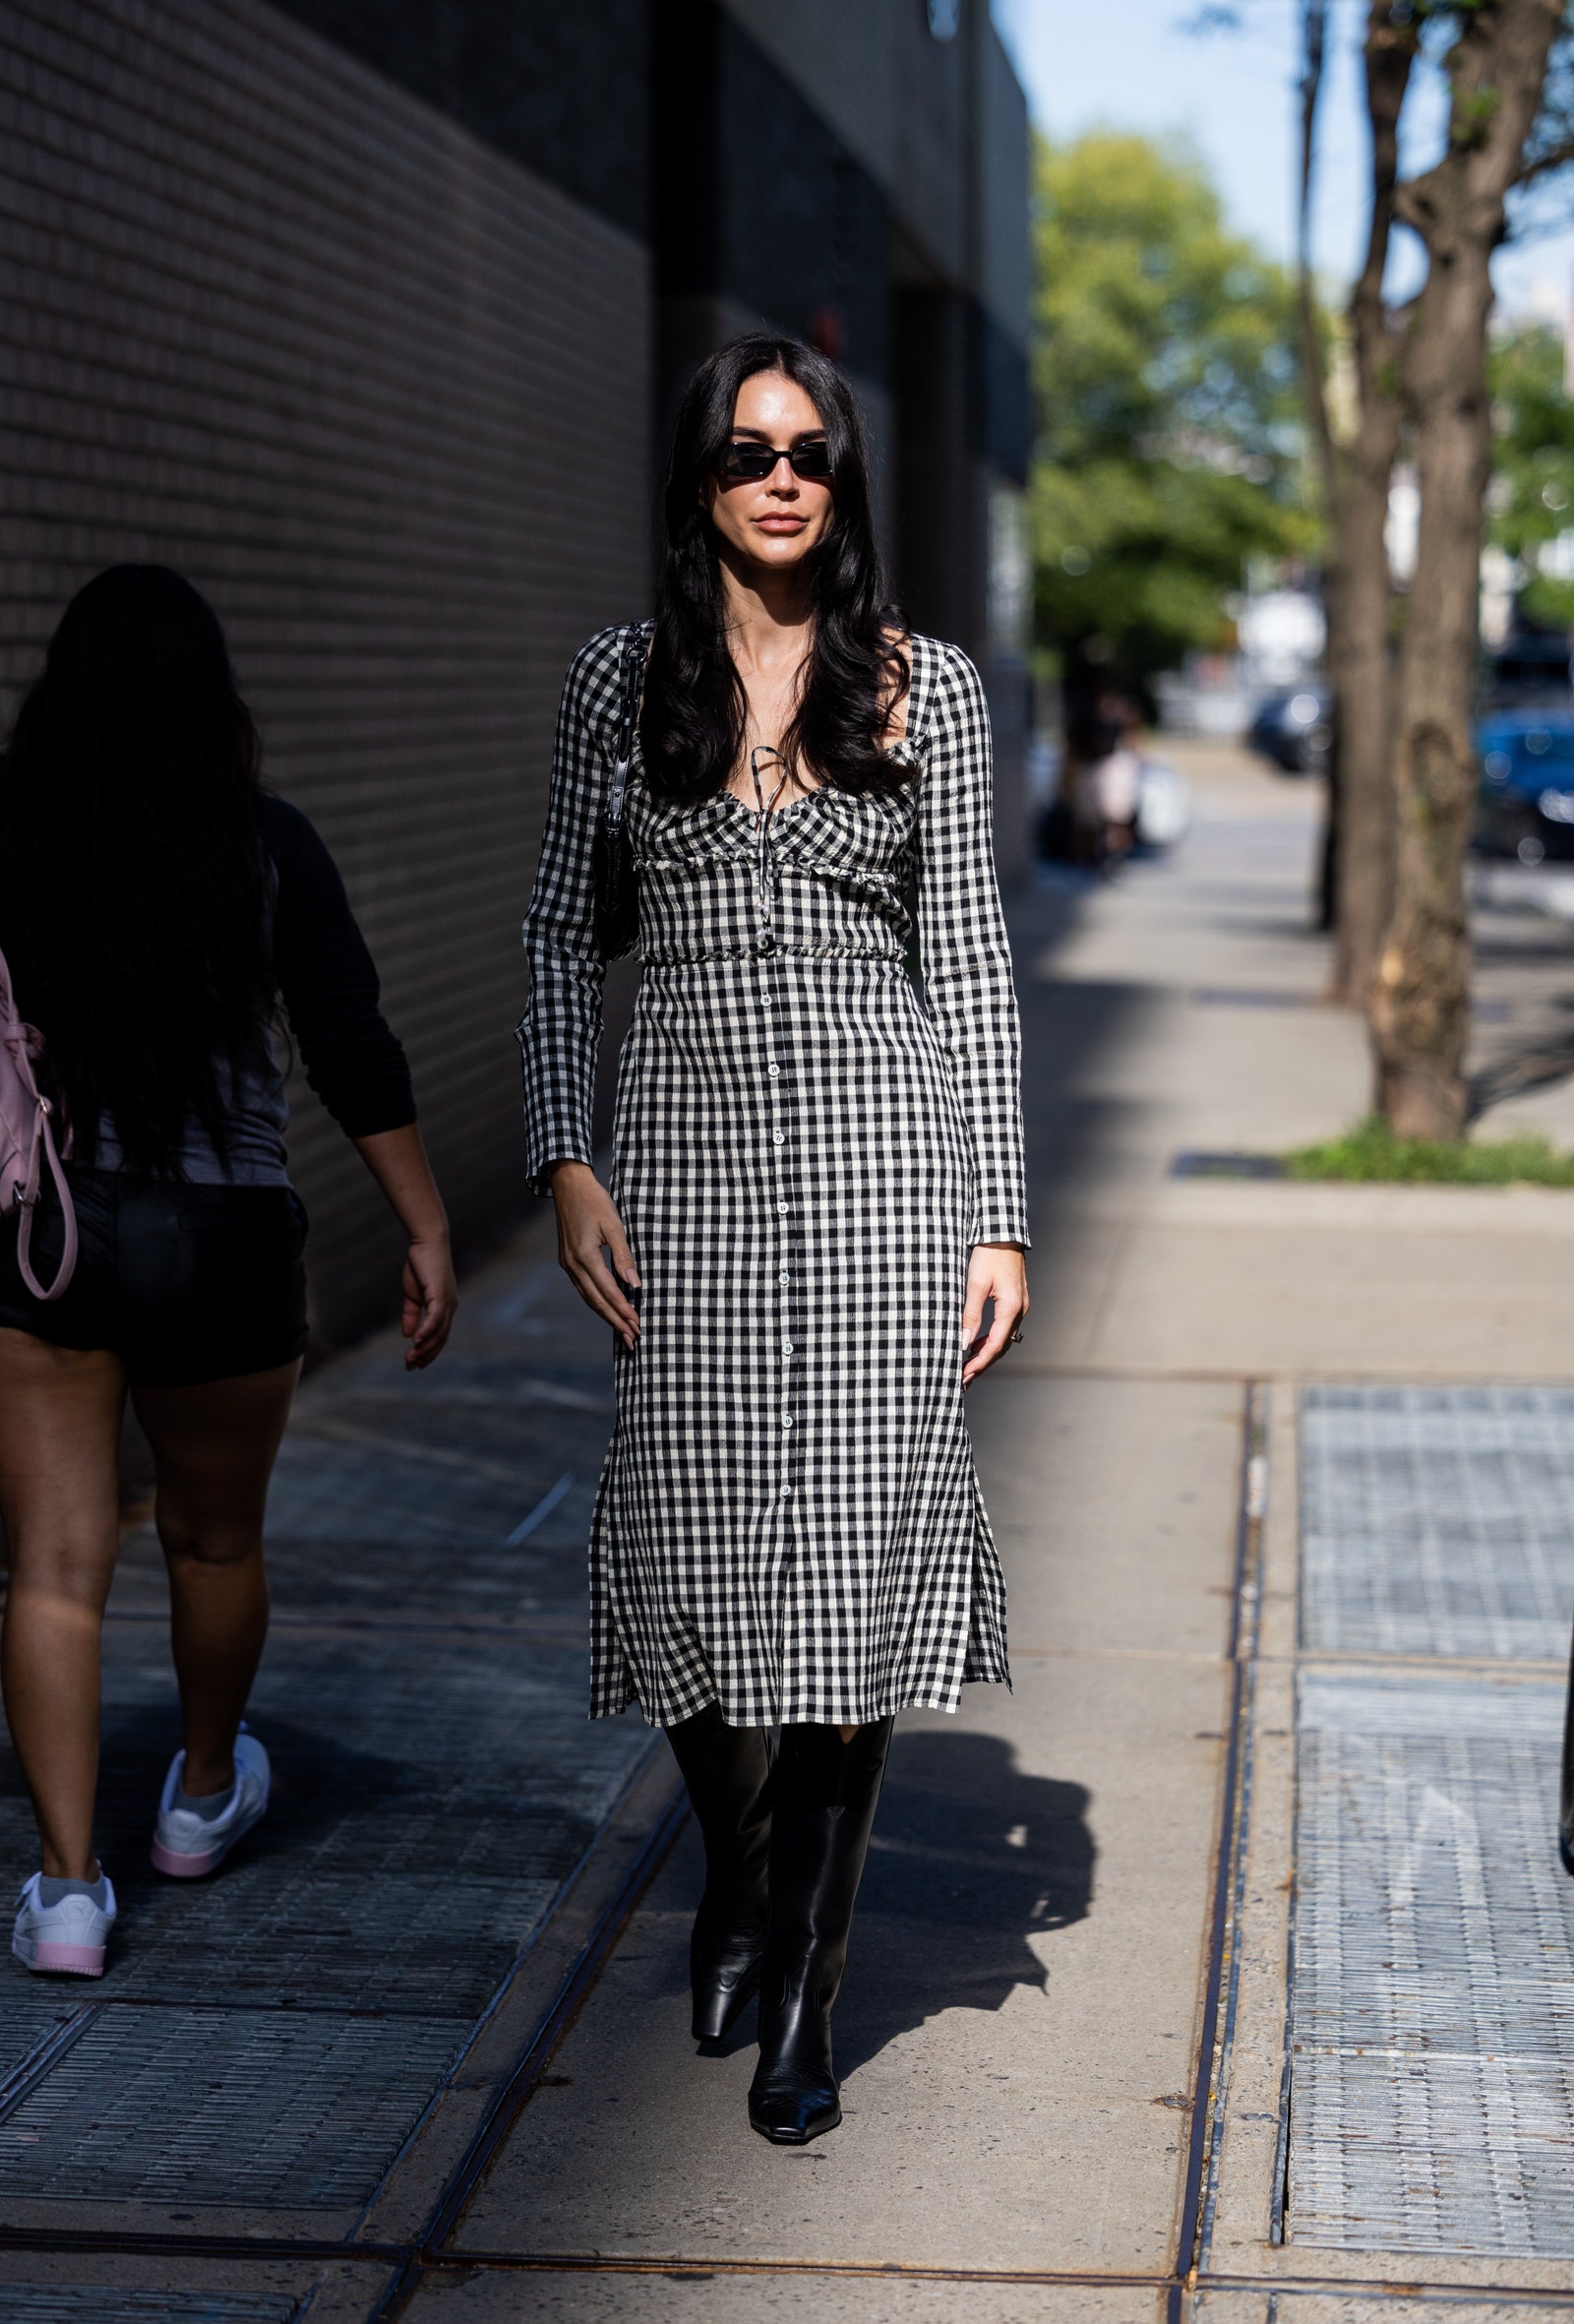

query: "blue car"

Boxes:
[1477, 707, 1574, 863]
[1247, 688, 1332, 774]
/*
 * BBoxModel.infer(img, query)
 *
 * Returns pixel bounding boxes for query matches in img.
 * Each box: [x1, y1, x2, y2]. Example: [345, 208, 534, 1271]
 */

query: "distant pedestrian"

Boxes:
[518, 336, 1028, 2144]
[1069, 688, 1140, 868]
[0, 565, 456, 1979]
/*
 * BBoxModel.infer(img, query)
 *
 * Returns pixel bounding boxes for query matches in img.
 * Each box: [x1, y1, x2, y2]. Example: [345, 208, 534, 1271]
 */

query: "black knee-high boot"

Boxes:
[748, 1717, 893, 2145]
[665, 1702, 774, 2043]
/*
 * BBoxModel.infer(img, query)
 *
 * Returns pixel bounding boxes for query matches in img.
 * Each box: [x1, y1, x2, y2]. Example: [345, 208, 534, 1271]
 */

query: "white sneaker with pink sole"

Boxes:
[151, 1730, 271, 1878]
[13, 1871, 117, 1977]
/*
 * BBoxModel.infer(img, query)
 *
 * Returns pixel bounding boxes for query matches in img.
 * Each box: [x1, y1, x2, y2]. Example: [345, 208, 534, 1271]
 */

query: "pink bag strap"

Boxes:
[15, 1086, 77, 1302]
[0, 939, 79, 1303]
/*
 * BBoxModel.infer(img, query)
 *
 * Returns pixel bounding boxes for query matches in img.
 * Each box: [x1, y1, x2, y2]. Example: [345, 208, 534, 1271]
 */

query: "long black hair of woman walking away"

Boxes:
[0, 565, 457, 1979]
[518, 335, 1029, 2143]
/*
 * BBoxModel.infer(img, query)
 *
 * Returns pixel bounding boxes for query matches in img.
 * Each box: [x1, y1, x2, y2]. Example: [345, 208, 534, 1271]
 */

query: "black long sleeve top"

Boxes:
[260, 795, 416, 1140]
[92, 794, 416, 1186]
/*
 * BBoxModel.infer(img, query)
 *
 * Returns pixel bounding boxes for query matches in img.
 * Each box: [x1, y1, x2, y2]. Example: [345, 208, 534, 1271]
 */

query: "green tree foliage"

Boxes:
[1032, 131, 1315, 686]
[1487, 321, 1574, 629]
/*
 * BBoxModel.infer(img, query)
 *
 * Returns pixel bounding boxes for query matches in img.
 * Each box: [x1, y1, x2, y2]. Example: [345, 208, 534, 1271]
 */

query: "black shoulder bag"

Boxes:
[590, 623, 649, 959]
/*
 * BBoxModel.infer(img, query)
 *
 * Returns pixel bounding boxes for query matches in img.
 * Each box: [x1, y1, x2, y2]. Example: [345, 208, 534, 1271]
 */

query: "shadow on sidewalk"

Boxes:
[836, 1729, 1093, 2075]
[700, 1729, 1093, 2076]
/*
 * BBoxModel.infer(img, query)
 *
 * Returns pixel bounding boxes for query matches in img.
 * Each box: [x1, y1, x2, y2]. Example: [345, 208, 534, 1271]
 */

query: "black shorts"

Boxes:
[0, 1167, 310, 1385]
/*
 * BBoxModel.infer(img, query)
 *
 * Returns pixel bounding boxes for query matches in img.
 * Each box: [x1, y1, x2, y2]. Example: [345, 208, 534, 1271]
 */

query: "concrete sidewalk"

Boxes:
[5, 741, 1574, 2320]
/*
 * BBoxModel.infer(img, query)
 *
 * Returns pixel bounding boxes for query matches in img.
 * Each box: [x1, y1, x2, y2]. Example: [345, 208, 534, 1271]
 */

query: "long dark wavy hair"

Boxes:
[640, 335, 909, 803]
[0, 565, 274, 1175]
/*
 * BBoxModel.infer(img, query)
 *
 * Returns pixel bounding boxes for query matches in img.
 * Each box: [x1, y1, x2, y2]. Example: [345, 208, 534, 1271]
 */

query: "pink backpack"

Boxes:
[0, 941, 77, 1300]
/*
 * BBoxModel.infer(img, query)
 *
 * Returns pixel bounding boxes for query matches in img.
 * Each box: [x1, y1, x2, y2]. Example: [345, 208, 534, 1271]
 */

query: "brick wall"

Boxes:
[0, 0, 652, 1344]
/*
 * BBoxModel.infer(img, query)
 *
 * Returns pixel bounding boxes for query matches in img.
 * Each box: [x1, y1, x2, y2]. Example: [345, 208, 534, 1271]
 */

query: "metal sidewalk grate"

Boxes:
[0, 2000, 89, 2089]
[1288, 1668, 1574, 2255]
[110, 1370, 613, 1625]
[0, 2293, 297, 2321]
[0, 1620, 650, 2015]
[1301, 1385, 1574, 1659]
[0, 2006, 462, 2208]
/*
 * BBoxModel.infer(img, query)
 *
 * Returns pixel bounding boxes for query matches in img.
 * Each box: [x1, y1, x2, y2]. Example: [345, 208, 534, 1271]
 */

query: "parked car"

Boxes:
[1476, 706, 1574, 863]
[1486, 626, 1572, 708]
[1247, 688, 1332, 775]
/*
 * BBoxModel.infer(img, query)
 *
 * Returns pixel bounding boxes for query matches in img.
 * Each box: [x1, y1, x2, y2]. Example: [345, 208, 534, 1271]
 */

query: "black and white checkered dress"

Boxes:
[518, 626, 1029, 1728]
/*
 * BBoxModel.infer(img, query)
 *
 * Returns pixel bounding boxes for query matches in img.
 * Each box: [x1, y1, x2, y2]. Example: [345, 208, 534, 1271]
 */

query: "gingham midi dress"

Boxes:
[518, 626, 1029, 1728]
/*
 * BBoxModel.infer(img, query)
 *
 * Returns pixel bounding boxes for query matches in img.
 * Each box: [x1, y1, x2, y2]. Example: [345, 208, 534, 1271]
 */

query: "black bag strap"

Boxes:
[606, 622, 651, 829]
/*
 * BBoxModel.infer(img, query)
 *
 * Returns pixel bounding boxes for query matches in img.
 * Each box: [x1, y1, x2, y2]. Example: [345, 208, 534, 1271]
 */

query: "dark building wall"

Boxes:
[722, 0, 970, 286]
[893, 289, 985, 653]
[701, 0, 1032, 871]
[650, 0, 897, 565]
[975, 16, 1033, 876]
[0, 0, 651, 1345]
[653, 4, 889, 398]
[263, 0, 651, 239]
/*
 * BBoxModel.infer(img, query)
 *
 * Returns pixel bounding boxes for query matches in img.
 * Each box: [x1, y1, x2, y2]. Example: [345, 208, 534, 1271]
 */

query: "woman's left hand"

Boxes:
[961, 1243, 1029, 1389]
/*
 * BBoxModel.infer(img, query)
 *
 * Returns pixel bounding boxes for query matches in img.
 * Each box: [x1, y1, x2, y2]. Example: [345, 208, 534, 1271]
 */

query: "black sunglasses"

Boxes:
[716, 437, 833, 483]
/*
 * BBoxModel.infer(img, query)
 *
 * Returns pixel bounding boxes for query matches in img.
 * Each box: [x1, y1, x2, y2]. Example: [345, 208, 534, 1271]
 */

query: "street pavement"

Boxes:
[4, 740, 1574, 2320]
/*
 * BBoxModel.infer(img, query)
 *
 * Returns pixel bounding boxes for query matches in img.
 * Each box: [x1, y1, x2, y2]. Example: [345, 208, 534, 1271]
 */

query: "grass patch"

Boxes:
[1286, 1115, 1574, 1187]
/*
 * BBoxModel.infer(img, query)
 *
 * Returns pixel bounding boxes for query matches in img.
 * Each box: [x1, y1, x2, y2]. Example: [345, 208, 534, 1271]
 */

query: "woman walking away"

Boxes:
[517, 336, 1029, 2143]
[0, 566, 456, 1979]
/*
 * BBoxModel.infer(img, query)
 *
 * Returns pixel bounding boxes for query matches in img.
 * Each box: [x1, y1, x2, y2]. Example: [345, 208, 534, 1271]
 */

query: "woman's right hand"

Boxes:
[550, 1162, 641, 1348]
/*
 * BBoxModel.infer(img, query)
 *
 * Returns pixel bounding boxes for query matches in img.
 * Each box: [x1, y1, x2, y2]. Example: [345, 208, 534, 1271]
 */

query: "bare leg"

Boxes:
[0, 1331, 127, 1880]
[133, 1362, 300, 1797]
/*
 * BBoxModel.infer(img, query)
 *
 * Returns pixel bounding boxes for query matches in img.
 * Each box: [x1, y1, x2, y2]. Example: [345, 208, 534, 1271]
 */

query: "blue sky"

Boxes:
[992, 0, 1574, 325]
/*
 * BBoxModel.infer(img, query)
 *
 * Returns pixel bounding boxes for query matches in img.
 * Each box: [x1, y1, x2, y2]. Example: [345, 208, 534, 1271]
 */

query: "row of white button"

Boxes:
[765, 983, 795, 1442]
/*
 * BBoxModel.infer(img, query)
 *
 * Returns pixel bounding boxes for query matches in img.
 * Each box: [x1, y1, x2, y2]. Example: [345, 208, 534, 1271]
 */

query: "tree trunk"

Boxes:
[1369, 241, 1492, 1134]
[1297, 2, 1340, 937]
[1370, 0, 1563, 1136]
[1327, 5, 1414, 1004]
[1330, 388, 1401, 1002]
[1318, 723, 1340, 930]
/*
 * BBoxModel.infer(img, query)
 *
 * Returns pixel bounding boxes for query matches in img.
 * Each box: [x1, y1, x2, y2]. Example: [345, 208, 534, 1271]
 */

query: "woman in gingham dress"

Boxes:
[517, 336, 1029, 2145]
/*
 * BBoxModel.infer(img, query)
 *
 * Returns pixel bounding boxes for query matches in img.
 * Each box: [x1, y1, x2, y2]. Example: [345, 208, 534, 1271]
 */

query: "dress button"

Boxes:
[782, 1341, 794, 1355]
[777, 1202, 788, 1216]
[773, 1133, 785, 1146]
[782, 1415, 793, 1429]
[779, 1271, 790, 1285]
[767, 1065, 779, 1077]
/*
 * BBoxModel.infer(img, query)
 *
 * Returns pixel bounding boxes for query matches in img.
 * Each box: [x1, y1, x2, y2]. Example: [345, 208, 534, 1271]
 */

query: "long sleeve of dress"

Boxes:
[914, 643, 1030, 1248]
[517, 629, 625, 1194]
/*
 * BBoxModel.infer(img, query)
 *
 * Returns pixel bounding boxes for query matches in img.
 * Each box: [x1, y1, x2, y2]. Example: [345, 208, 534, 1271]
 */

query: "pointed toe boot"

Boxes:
[665, 1701, 773, 2044]
[748, 1717, 893, 2145]
[748, 1948, 843, 2142]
